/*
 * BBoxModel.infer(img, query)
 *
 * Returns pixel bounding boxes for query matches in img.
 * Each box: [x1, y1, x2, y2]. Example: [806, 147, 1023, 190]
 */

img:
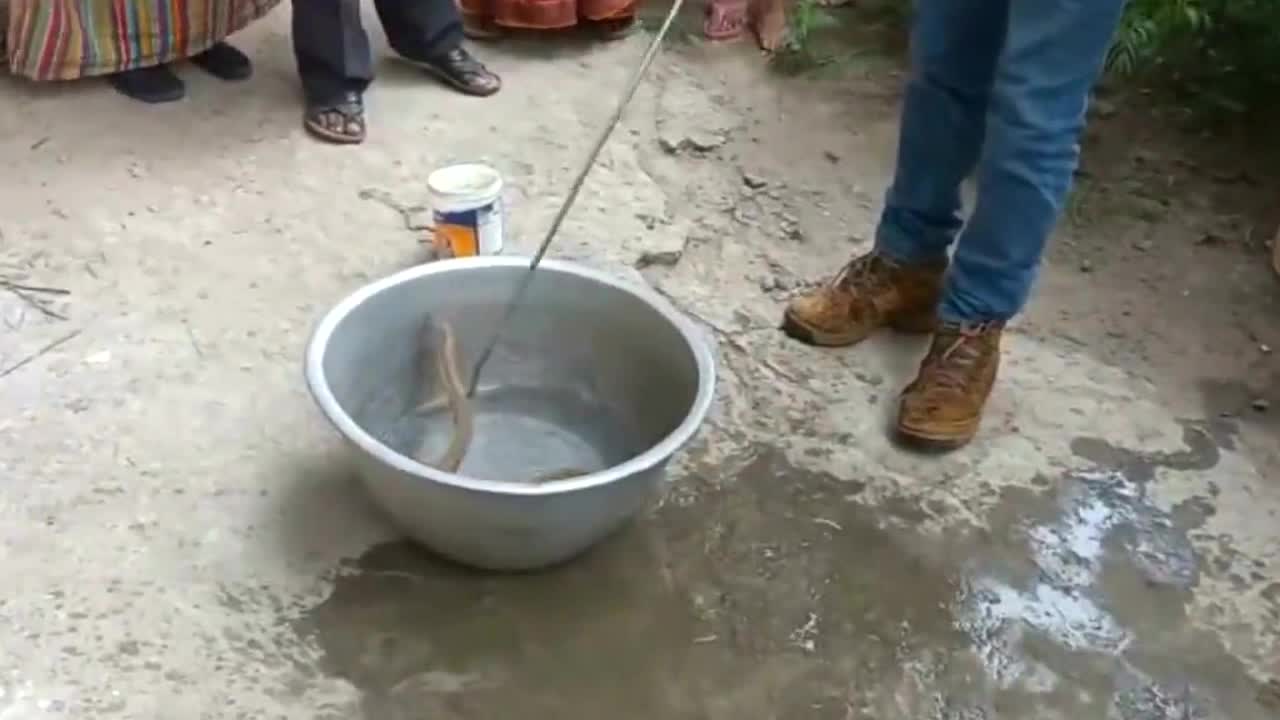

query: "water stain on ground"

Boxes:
[1062, 422, 1279, 719]
[1070, 420, 1226, 477]
[290, 448, 991, 719]
[1198, 377, 1278, 431]
[286, 440, 1277, 719]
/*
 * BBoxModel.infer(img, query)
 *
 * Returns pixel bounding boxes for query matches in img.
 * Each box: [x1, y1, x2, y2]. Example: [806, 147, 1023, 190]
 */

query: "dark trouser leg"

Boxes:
[292, 0, 374, 104]
[372, 0, 465, 60]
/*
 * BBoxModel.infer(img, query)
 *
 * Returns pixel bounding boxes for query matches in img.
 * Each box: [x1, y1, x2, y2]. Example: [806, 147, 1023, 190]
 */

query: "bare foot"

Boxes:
[752, 0, 788, 52]
[705, 0, 749, 40]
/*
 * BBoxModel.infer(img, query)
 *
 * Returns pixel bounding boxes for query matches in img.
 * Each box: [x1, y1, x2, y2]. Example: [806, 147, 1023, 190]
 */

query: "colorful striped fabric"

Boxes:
[5, 0, 281, 81]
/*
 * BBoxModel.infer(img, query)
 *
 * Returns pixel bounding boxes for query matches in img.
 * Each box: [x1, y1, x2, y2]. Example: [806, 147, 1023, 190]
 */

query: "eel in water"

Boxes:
[414, 316, 472, 473]
[413, 316, 588, 483]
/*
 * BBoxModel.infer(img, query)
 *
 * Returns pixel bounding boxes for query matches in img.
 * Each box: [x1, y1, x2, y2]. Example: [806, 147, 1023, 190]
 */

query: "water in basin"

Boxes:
[305, 258, 715, 568]
[382, 384, 642, 484]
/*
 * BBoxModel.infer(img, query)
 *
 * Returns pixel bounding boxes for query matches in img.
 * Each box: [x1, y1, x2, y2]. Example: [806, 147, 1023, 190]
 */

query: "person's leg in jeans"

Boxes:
[374, 0, 501, 97]
[896, 0, 1128, 450]
[782, 0, 1009, 347]
[940, 0, 1127, 321]
[292, 0, 374, 143]
[874, 0, 1010, 267]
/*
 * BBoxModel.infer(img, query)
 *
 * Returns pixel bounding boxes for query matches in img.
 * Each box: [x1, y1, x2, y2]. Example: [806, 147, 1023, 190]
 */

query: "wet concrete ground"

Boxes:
[278, 435, 1278, 719]
[2, 5, 1279, 719]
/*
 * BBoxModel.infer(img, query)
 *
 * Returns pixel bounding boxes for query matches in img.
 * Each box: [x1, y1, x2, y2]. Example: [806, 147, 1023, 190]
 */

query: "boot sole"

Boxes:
[893, 419, 979, 453]
[780, 309, 935, 347]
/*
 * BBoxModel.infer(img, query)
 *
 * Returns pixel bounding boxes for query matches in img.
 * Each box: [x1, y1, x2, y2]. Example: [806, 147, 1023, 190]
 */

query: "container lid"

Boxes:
[427, 163, 503, 199]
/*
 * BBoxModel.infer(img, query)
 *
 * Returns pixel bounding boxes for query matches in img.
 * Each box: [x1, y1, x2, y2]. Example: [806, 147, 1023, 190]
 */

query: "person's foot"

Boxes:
[705, 0, 749, 40]
[751, 0, 788, 51]
[781, 251, 946, 346]
[896, 320, 1003, 451]
[107, 65, 185, 103]
[191, 41, 253, 80]
[303, 91, 366, 144]
[405, 47, 501, 97]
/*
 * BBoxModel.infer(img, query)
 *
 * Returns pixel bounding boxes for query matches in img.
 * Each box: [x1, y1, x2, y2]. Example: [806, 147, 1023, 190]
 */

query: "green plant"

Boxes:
[1107, 0, 1205, 75]
[1106, 0, 1280, 118]
[770, 0, 842, 74]
[787, 0, 839, 52]
[774, 0, 1280, 122]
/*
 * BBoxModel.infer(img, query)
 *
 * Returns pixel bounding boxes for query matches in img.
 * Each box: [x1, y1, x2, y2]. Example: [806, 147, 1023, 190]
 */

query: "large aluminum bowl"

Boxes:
[304, 257, 716, 570]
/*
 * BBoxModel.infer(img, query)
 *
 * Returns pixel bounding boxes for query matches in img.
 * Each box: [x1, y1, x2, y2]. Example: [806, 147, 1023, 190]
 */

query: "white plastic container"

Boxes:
[427, 163, 505, 258]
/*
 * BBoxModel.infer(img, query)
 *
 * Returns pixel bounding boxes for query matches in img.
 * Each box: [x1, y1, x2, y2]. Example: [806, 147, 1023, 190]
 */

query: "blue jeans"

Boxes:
[874, 0, 1127, 322]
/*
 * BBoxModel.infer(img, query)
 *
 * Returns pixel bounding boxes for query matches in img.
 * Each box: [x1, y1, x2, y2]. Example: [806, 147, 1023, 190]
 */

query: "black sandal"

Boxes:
[108, 65, 185, 104]
[191, 41, 253, 81]
[303, 92, 366, 144]
[405, 47, 501, 97]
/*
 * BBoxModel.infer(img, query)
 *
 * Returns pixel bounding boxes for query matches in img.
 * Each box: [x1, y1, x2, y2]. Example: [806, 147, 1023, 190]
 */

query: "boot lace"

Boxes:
[831, 254, 896, 295]
[918, 322, 998, 393]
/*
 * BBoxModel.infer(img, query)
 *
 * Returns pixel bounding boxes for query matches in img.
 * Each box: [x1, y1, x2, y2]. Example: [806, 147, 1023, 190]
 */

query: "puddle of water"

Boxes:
[954, 464, 1202, 687]
[289, 447, 999, 719]
[274, 439, 1275, 719]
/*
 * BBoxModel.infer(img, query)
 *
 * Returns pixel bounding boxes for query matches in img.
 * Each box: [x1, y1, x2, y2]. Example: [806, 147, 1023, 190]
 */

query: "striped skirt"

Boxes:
[5, 0, 282, 81]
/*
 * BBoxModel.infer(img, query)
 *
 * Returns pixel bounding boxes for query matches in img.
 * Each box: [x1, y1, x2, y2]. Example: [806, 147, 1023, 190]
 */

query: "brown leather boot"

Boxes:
[896, 320, 1004, 451]
[782, 252, 946, 347]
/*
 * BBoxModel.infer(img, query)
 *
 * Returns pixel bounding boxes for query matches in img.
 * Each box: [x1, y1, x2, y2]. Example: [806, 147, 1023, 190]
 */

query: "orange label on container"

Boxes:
[436, 223, 478, 258]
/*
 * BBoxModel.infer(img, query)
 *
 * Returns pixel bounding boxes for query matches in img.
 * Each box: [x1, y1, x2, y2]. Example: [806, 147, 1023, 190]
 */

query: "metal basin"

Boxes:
[304, 257, 716, 570]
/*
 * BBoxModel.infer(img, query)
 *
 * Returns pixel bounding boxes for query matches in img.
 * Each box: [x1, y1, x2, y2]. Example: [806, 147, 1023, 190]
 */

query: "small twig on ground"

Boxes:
[0, 280, 70, 296]
[357, 187, 433, 234]
[813, 517, 843, 531]
[184, 323, 205, 359]
[0, 328, 82, 380]
[1, 283, 67, 321]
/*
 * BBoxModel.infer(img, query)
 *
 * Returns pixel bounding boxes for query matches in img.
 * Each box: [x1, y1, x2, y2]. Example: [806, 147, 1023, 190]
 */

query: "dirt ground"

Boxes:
[1, 3, 1278, 719]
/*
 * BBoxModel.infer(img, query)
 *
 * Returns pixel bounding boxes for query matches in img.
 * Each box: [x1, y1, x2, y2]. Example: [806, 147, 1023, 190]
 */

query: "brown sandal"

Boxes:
[303, 92, 366, 145]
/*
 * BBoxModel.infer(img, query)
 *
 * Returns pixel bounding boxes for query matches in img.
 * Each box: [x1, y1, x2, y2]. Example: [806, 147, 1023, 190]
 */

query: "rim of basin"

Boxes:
[304, 256, 717, 497]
